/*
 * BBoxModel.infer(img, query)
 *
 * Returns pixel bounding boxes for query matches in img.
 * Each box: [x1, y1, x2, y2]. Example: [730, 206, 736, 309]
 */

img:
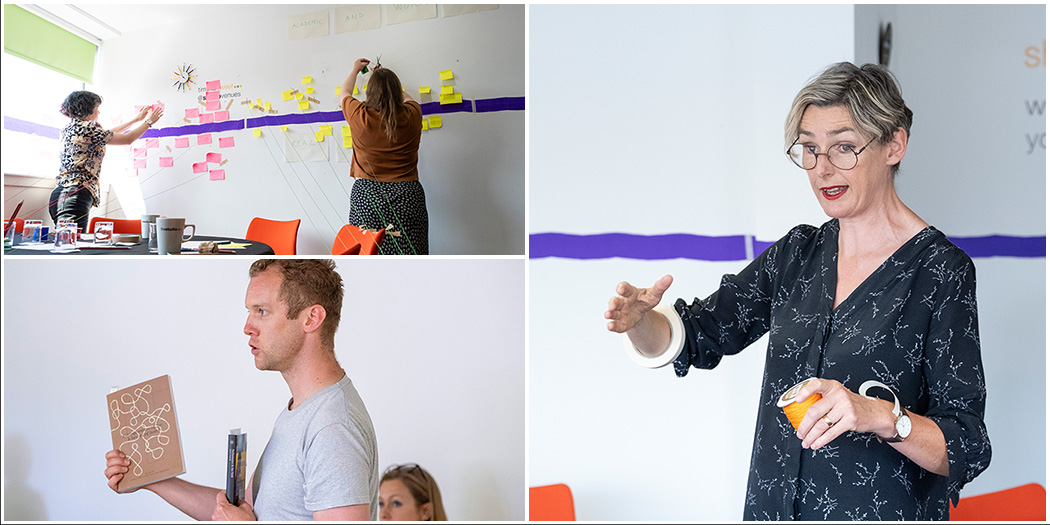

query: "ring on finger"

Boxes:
[822, 414, 836, 428]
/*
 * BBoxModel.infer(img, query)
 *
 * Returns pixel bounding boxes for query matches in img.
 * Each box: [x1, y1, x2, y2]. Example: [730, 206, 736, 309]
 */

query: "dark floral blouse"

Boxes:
[673, 219, 991, 520]
[57, 118, 113, 206]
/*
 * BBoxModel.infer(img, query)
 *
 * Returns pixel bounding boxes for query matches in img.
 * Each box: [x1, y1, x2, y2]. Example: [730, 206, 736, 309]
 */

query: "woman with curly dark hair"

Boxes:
[50, 91, 163, 231]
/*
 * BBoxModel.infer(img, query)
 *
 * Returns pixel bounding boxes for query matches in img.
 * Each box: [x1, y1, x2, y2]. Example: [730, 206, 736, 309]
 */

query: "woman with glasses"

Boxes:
[50, 91, 163, 233]
[604, 62, 989, 520]
[378, 463, 447, 521]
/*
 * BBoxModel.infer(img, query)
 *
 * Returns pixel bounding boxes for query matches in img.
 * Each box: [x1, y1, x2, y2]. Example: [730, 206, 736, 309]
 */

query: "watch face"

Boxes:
[896, 414, 912, 438]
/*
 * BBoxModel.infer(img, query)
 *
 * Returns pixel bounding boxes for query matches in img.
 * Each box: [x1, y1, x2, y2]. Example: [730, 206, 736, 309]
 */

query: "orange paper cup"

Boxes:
[777, 378, 822, 430]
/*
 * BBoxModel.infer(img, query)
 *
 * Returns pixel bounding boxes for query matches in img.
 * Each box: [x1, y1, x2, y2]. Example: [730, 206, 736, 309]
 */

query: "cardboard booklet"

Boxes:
[107, 374, 186, 492]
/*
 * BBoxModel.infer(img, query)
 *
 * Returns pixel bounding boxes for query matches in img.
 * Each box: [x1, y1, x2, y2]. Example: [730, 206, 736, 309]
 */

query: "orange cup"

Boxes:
[777, 378, 821, 430]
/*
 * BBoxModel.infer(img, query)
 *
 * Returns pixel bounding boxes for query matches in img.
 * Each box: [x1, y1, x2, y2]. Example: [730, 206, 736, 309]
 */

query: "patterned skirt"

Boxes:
[347, 178, 429, 255]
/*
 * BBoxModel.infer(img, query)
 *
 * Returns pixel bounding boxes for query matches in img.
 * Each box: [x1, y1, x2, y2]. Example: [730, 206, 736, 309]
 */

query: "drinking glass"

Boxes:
[94, 221, 114, 245]
[53, 220, 78, 252]
[22, 220, 42, 244]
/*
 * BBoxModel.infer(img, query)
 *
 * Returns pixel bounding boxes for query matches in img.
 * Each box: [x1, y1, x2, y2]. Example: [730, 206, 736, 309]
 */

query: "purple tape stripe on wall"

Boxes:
[4, 117, 61, 139]
[532, 233, 1046, 260]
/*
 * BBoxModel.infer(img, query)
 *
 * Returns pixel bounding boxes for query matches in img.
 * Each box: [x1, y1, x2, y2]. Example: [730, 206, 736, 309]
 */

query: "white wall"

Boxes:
[92, 4, 525, 255]
[2, 258, 526, 521]
[529, 3, 1045, 521]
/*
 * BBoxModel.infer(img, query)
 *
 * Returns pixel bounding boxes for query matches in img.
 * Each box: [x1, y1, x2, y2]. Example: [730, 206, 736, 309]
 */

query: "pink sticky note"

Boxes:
[206, 152, 222, 163]
[197, 133, 213, 145]
[209, 169, 225, 181]
[205, 100, 221, 111]
[199, 113, 214, 124]
[214, 110, 229, 122]
[219, 137, 235, 148]
[185, 108, 199, 119]
[133, 159, 147, 169]
[206, 91, 220, 101]
[159, 156, 174, 167]
[133, 148, 147, 158]
[145, 138, 159, 149]
[206, 80, 221, 90]
[175, 137, 190, 148]
[193, 162, 208, 173]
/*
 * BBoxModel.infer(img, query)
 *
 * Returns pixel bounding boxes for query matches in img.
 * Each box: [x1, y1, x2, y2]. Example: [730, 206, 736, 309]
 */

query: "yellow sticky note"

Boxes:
[439, 93, 463, 105]
[264, 101, 272, 112]
[296, 92, 305, 100]
[336, 86, 342, 95]
[282, 90, 293, 101]
[441, 85, 454, 95]
[306, 87, 314, 94]
[315, 131, 325, 142]
[342, 126, 351, 137]
[428, 115, 442, 128]
[253, 129, 262, 137]
[419, 86, 431, 94]
[320, 124, 333, 136]
[302, 76, 313, 84]
[343, 136, 353, 148]
[256, 98, 262, 107]
[299, 100, 310, 110]
[439, 69, 454, 80]
[363, 84, 367, 91]
[422, 119, 429, 130]
[281, 125, 288, 132]
[353, 85, 359, 95]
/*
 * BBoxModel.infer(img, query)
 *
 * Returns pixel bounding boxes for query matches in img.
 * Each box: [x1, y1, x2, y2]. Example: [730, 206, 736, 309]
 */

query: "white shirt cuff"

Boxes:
[623, 304, 686, 368]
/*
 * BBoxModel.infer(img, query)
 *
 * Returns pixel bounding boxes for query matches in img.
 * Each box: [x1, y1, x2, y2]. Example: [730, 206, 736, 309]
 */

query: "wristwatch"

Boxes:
[145, 118, 154, 127]
[859, 380, 911, 443]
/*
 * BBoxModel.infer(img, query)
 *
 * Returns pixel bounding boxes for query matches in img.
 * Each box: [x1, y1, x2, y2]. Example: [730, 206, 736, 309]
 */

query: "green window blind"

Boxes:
[4, 4, 97, 84]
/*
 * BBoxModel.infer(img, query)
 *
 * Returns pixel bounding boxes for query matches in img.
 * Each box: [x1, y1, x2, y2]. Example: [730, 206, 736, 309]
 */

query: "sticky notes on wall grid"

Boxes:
[282, 90, 294, 101]
[439, 69, 454, 80]
[319, 124, 333, 136]
[428, 116, 442, 128]
[422, 118, 429, 130]
[253, 129, 263, 137]
[439, 93, 463, 105]
[302, 76, 313, 84]
[419, 86, 431, 94]
[343, 136, 353, 149]
[299, 101, 310, 110]
[315, 131, 325, 142]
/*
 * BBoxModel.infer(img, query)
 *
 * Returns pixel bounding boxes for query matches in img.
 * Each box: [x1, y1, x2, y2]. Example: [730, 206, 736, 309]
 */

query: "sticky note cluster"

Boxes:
[437, 69, 463, 105]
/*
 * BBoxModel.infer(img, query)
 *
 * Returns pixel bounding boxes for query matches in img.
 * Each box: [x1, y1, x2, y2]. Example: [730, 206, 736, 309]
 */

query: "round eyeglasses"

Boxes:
[786, 136, 877, 170]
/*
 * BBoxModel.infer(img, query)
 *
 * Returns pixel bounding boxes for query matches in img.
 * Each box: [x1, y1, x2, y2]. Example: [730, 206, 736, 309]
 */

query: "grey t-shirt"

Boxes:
[252, 374, 378, 520]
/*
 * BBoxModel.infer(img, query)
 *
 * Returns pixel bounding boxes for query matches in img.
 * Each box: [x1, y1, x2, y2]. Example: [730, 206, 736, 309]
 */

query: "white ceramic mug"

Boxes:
[156, 217, 196, 255]
[140, 214, 160, 239]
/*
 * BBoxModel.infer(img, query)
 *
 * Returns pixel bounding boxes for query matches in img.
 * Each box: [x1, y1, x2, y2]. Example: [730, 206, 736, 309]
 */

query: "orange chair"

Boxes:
[4, 218, 24, 234]
[330, 225, 363, 255]
[331, 225, 385, 255]
[950, 483, 1045, 521]
[529, 483, 575, 521]
[88, 216, 141, 234]
[245, 217, 301, 255]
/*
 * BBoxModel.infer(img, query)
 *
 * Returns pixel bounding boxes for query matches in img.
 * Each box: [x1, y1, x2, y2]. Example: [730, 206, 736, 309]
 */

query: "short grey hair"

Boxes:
[784, 62, 913, 175]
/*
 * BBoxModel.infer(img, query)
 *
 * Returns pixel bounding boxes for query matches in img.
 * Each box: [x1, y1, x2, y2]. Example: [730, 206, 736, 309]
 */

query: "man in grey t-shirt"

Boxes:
[104, 259, 378, 520]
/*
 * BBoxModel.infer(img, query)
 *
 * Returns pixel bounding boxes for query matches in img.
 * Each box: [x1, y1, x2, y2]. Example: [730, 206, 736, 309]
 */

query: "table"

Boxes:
[3, 235, 274, 256]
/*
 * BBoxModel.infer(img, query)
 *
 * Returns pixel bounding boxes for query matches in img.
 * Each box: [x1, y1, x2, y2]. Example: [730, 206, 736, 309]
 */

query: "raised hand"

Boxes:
[605, 274, 673, 333]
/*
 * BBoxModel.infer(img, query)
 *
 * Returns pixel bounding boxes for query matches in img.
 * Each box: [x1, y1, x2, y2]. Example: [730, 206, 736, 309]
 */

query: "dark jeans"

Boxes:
[49, 185, 94, 232]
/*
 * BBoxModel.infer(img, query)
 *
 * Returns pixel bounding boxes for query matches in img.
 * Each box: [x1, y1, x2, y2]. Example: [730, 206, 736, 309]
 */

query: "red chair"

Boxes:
[331, 225, 385, 255]
[529, 483, 575, 521]
[88, 216, 141, 234]
[330, 225, 363, 255]
[950, 483, 1045, 521]
[4, 218, 24, 234]
[246, 217, 300, 255]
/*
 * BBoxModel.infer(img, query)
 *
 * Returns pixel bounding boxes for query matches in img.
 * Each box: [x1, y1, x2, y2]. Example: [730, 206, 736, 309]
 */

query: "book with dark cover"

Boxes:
[107, 374, 186, 492]
[226, 428, 247, 505]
